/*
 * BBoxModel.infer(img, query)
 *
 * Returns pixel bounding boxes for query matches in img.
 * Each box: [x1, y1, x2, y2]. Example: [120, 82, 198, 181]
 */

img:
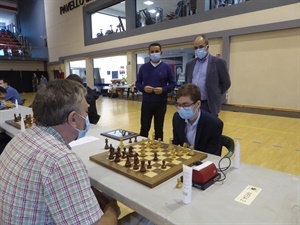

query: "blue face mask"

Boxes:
[178, 106, 195, 120]
[195, 48, 207, 60]
[75, 113, 90, 139]
[150, 53, 161, 63]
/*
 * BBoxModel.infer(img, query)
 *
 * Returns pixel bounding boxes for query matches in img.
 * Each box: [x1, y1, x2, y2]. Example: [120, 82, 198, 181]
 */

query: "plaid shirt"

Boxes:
[0, 126, 103, 224]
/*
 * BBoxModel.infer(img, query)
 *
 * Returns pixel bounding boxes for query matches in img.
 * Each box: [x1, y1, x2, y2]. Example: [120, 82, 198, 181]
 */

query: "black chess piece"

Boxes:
[153, 152, 158, 161]
[161, 160, 167, 169]
[147, 160, 152, 169]
[133, 161, 139, 170]
[104, 138, 109, 149]
[140, 160, 146, 172]
[125, 155, 131, 168]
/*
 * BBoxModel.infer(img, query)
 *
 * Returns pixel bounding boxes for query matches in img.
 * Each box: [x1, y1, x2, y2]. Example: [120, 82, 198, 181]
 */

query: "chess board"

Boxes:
[90, 140, 207, 188]
[5, 114, 34, 129]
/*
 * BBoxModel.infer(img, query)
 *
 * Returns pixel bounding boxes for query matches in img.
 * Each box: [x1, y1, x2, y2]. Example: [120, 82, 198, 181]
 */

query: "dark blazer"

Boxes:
[86, 86, 100, 124]
[185, 54, 231, 115]
[172, 110, 223, 156]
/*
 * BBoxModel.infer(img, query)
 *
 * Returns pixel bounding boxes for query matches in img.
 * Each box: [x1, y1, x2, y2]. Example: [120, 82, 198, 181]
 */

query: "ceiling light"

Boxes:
[148, 9, 156, 13]
[144, 1, 154, 6]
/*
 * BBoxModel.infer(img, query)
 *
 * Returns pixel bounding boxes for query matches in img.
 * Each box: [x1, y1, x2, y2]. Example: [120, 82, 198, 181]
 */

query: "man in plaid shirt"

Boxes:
[0, 79, 154, 225]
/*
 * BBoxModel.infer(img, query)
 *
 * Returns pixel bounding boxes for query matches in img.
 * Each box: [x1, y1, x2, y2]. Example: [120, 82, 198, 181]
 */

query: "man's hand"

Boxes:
[144, 86, 154, 93]
[153, 87, 163, 95]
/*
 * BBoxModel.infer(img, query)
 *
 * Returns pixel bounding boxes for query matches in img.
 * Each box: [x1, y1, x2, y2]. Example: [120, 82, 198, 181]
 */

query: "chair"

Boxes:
[221, 135, 235, 158]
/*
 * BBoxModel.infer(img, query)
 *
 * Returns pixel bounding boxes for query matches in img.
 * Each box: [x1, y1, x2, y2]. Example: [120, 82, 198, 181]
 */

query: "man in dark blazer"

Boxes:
[172, 84, 223, 156]
[185, 34, 231, 116]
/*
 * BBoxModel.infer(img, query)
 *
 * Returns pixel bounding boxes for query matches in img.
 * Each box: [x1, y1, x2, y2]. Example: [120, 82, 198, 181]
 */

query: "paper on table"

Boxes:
[69, 136, 99, 147]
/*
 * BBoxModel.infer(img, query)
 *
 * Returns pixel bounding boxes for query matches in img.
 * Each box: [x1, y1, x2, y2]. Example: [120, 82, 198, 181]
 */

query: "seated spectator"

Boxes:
[0, 78, 23, 105]
[0, 86, 14, 109]
[172, 83, 223, 156]
[67, 74, 101, 124]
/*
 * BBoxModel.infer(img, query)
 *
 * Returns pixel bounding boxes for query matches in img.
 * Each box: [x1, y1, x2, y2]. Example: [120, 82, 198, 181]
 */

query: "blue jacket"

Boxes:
[5, 86, 23, 105]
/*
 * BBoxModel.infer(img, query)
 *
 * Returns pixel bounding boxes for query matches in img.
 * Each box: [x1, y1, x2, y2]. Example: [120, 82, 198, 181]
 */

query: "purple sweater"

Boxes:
[136, 61, 175, 102]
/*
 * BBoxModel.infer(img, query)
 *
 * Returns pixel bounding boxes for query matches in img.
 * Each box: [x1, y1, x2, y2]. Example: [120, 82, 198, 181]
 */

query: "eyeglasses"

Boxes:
[175, 102, 195, 110]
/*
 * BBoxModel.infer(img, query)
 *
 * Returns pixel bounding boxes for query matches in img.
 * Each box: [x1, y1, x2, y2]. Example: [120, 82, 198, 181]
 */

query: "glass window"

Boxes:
[91, 1, 126, 39]
[136, 0, 197, 27]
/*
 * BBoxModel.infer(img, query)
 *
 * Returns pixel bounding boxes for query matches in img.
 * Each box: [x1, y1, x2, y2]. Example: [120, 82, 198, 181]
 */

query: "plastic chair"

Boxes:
[221, 135, 235, 158]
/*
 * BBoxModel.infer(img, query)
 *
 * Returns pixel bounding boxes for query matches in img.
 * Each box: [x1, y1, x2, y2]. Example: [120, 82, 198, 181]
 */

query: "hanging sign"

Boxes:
[60, 0, 92, 15]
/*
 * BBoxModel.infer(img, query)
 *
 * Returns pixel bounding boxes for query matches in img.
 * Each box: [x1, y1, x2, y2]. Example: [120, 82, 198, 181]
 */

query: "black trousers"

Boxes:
[140, 101, 167, 141]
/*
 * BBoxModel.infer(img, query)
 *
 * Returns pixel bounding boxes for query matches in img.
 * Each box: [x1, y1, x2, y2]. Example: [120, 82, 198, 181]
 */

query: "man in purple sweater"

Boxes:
[136, 42, 176, 141]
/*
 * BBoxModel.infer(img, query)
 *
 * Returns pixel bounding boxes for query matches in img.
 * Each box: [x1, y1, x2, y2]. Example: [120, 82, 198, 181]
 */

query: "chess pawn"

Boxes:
[20, 117, 25, 132]
[183, 143, 188, 154]
[176, 177, 183, 189]
[119, 138, 124, 148]
[188, 146, 195, 156]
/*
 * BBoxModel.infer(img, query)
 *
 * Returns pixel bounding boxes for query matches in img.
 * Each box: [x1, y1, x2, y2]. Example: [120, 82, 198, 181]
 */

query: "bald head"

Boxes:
[193, 35, 209, 51]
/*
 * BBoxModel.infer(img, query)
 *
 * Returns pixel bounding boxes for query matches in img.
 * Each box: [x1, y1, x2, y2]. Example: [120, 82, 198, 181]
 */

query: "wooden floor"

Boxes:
[21, 92, 300, 176]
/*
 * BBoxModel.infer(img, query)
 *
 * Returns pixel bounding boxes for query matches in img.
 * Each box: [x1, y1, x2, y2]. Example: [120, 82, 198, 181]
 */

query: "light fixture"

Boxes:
[148, 9, 156, 13]
[144, 1, 154, 6]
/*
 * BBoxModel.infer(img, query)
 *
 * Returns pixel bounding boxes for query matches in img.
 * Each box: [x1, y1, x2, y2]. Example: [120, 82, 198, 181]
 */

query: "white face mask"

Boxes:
[178, 105, 195, 120]
[195, 47, 207, 59]
[74, 113, 90, 139]
[150, 53, 161, 63]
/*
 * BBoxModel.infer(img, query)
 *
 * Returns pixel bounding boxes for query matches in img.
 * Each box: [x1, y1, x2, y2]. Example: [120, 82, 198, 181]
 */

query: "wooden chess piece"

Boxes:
[114, 152, 121, 163]
[147, 160, 152, 169]
[125, 155, 131, 168]
[128, 146, 134, 157]
[189, 146, 195, 156]
[183, 143, 188, 154]
[176, 177, 183, 189]
[176, 145, 183, 156]
[104, 138, 109, 149]
[157, 138, 162, 148]
[133, 154, 139, 165]
[161, 160, 167, 169]
[133, 161, 139, 170]
[119, 137, 124, 148]
[139, 160, 146, 172]
[153, 152, 158, 161]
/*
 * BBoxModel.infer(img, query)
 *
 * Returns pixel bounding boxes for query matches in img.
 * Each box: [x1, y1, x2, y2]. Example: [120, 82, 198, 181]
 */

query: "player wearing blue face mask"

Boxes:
[135, 42, 176, 141]
[172, 83, 224, 156]
[185, 34, 231, 116]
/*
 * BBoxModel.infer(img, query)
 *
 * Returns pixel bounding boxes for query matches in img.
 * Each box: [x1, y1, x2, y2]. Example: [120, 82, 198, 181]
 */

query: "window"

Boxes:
[91, 1, 126, 39]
